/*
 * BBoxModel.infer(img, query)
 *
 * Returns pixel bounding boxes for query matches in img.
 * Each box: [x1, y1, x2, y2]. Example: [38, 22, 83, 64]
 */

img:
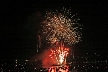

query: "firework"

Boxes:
[41, 7, 82, 45]
[39, 7, 82, 66]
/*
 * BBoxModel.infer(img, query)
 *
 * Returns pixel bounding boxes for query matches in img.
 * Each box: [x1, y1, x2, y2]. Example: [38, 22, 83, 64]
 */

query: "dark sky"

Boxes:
[0, 0, 108, 59]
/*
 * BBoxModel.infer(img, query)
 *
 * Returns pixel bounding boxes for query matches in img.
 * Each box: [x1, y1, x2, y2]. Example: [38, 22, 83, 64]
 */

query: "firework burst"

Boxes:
[41, 7, 82, 45]
[39, 7, 82, 66]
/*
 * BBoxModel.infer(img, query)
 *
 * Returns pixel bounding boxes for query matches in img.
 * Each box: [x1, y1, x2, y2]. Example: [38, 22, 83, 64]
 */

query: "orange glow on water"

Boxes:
[48, 66, 69, 72]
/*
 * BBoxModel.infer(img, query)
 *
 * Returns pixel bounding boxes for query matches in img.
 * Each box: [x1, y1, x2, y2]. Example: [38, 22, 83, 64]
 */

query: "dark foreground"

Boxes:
[0, 59, 108, 72]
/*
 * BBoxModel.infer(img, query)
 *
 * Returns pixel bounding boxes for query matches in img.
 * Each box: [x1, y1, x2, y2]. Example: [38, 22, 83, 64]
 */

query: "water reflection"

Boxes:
[48, 65, 69, 72]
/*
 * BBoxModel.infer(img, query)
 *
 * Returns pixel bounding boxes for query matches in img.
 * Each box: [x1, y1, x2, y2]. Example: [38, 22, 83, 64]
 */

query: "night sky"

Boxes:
[0, 1, 108, 59]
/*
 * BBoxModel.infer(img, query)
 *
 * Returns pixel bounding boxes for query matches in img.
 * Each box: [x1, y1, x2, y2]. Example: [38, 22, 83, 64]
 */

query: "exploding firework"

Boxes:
[41, 7, 82, 45]
[39, 7, 82, 66]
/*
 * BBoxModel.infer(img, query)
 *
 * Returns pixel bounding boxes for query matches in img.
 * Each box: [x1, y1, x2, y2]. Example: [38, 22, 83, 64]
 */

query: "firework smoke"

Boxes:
[31, 49, 58, 68]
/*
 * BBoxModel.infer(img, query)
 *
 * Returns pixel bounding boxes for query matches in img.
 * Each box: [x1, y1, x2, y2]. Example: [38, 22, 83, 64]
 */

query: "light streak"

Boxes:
[49, 43, 69, 65]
